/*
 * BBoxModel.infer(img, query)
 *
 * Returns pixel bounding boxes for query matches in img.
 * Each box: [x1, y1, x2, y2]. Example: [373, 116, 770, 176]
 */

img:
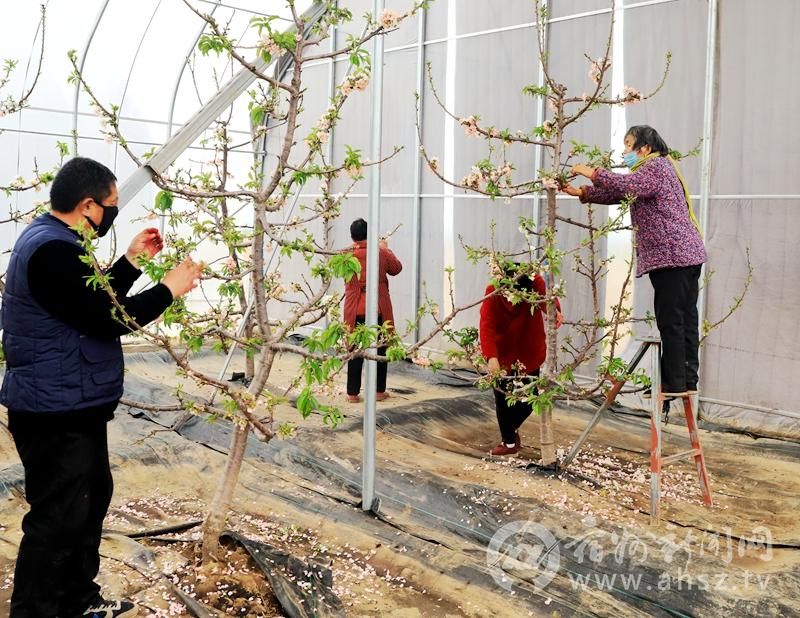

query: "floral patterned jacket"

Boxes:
[580, 156, 706, 277]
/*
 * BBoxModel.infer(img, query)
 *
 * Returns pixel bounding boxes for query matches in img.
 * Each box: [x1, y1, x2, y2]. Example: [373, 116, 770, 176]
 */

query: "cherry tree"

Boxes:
[417, 0, 750, 465]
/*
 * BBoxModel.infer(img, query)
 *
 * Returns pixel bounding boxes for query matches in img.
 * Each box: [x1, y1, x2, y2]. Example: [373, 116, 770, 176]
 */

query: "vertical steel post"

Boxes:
[410, 7, 428, 343]
[650, 341, 662, 524]
[695, 0, 719, 420]
[361, 0, 386, 511]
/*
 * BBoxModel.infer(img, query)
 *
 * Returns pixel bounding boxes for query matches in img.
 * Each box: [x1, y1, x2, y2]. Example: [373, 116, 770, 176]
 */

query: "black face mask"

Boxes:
[85, 204, 118, 237]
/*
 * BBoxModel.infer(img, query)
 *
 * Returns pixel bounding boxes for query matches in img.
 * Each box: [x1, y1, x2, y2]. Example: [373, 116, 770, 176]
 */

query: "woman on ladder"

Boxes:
[562, 125, 707, 399]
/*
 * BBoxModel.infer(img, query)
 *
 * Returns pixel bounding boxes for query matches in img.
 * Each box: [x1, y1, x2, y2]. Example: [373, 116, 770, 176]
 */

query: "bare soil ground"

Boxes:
[1, 350, 798, 617]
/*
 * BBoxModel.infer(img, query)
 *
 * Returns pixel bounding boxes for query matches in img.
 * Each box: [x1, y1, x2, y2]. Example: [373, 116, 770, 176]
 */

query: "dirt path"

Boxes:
[1, 351, 798, 617]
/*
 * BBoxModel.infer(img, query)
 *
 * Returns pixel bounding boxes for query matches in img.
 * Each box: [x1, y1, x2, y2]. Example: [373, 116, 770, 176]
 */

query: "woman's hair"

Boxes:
[501, 262, 534, 292]
[350, 218, 367, 241]
[625, 125, 670, 156]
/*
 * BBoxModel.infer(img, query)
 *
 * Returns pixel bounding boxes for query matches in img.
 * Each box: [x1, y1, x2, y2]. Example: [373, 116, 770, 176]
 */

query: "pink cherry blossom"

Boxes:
[379, 9, 401, 29]
[461, 171, 481, 189]
[459, 115, 479, 137]
[622, 85, 642, 103]
[588, 57, 611, 83]
[258, 34, 281, 57]
[541, 177, 559, 191]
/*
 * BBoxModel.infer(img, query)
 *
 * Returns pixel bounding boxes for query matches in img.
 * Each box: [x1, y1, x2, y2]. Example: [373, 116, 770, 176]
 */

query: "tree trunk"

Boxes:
[202, 246, 260, 562]
[201, 421, 250, 562]
[540, 188, 558, 465]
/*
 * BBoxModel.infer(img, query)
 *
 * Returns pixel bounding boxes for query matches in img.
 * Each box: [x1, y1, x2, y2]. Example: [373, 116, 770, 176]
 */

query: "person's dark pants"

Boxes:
[493, 370, 540, 444]
[649, 264, 702, 393]
[346, 315, 388, 396]
[8, 416, 113, 618]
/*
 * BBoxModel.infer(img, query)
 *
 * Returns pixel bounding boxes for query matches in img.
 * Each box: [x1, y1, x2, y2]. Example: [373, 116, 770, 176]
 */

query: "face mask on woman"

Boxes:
[622, 151, 639, 168]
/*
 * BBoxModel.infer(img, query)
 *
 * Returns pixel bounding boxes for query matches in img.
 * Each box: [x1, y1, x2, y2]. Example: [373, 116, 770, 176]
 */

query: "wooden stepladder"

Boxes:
[561, 337, 712, 523]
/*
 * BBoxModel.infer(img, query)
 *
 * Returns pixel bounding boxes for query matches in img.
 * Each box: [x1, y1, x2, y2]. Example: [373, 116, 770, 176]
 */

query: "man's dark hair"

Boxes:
[50, 157, 117, 214]
[625, 125, 670, 156]
[350, 218, 367, 242]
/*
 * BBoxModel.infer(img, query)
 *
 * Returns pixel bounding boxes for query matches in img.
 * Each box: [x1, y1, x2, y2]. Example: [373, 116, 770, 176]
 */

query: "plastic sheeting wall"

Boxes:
[699, 0, 800, 436]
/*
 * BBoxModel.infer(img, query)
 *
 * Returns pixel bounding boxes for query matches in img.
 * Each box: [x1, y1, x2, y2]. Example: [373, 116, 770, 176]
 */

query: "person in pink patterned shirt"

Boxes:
[562, 125, 706, 398]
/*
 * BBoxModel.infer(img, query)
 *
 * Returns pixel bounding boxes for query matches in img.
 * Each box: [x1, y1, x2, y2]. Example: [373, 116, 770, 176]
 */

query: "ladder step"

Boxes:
[661, 449, 702, 466]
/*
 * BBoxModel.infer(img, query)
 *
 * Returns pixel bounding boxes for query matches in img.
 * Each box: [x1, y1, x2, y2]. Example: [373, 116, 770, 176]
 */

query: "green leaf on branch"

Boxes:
[179, 331, 204, 353]
[320, 323, 345, 350]
[218, 281, 242, 298]
[322, 357, 343, 376]
[162, 297, 187, 327]
[198, 34, 231, 56]
[249, 104, 265, 126]
[329, 253, 361, 281]
[154, 190, 173, 212]
[56, 141, 70, 158]
[271, 30, 297, 52]
[386, 345, 406, 362]
[347, 324, 376, 349]
[522, 84, 549, 97]
[445, 326, 478, 349]
[292, 170, 310, 186]
[296, 387, 319, 418]
[320, 405, 344, 427]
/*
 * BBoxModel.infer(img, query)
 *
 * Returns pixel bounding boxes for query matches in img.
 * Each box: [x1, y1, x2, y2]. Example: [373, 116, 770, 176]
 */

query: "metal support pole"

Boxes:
[72, 0, 110, 155]
[410, 7, 427, 343]
[649, 341, 662, 524]
[113, 0, 163, 174]
[118, 56, 270, 208]
[695, 0, 718, 419]
[163, 9, 217, 236]
[361, 0, 386, 512]
[561, 340, 651, 467]
[117, 2, 327, 210]
[441, 0, 456, 314]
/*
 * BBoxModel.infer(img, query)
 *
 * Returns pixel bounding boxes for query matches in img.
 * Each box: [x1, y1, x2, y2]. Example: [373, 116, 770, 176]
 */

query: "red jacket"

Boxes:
[479, 274, 560, 372]
[343, 240, 403, 328]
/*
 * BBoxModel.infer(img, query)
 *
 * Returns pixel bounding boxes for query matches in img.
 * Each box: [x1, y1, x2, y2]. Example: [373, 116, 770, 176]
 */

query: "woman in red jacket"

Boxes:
[343, 218, 403, 403]
[480, 265, 561, 456]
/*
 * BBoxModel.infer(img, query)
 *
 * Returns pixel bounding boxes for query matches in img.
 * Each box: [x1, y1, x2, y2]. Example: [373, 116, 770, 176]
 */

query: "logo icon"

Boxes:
[487, 520, 560, 590]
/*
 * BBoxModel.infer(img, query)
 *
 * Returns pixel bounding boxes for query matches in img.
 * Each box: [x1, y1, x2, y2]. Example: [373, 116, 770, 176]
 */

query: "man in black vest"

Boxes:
[1, 157, 201, 617]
